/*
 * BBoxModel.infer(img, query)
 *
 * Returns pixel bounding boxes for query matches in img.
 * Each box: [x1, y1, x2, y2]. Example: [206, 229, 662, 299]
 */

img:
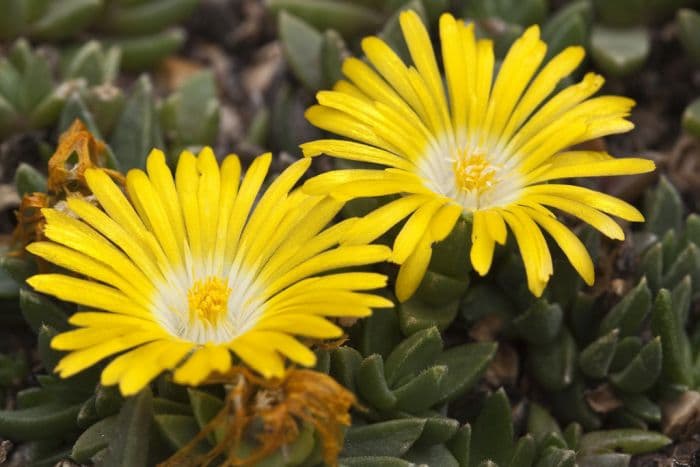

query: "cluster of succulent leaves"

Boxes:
[1, 1, 700, 466]
[0, 0, 198, 70]
[1, 37, 217, 147]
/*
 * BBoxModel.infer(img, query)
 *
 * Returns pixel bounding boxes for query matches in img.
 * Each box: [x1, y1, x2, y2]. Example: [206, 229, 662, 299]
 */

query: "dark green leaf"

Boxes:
[512, 299, 563, 344]
[19, 289, 69, 334]
[644, 176, 683, 238]
[29, 0, 101, 40]
[331, 346, 362, 392]
[447, 424, 471, 467]
[72, 415, 118, 463]
[357, 355, 397, 411]
[405, 443, 459, 467]
[414, 270, 469, 307]
[579, 329, 619, 379]
[534, 447, 576, 467]
[610, 338, 662, 393]
[578, 453, 631, 467]
[528, 329, 577, 391]
[651, 289, 693, 386]
[590, 26, 650, 77]
[278, 12, 323, 90]
[342, 419, 425, 458]
[109, 75, 163, 171]
[393, 365, 447, 412]
[434, 342, 497, 404]
[188, 389, 224, 444]
[102, 387, 153, 467]
[0, 402, 81, 441]
[599, 278, 651, 337]
[578, 429, 671, 455]
[527, 402, 562, 445]
[398, 297, 459, 335]
[470, 388, 513, 467]
[384, 326, 443, 386]
[108, 28, 186, 71]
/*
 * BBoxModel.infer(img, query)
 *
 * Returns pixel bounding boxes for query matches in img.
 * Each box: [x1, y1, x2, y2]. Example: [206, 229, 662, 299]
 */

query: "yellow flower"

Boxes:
[26, 148, 392, 395]
[302, 11, 655, 301]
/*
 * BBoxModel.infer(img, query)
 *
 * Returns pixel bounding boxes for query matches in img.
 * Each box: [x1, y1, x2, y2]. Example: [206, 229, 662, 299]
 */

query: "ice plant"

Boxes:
[302, 10, 656, 301]
[26, 148, 393, 395]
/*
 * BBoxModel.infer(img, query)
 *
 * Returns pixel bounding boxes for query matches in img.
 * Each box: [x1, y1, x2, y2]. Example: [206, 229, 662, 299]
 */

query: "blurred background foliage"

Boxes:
[0, 0, 700, 466]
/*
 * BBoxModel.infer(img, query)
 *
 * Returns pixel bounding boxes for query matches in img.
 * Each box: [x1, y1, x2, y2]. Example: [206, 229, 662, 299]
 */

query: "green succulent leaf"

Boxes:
[645, 176, 684, 238]
[578, 453, 631, 467]
[470, 388, 513, 467]
[512, 299, 563, 344]
[278, 11, 323, 90]
[155, 414, 203, 452]
[0, 401, 81, 441]
[447, 424, 471, 466]
[267, 0, 381, 39]
[384, 326, 443, 387]
[677, 8, 700, 65]
[109, 75, 163, 171]
[651, 289, 693, 387]
[509, 434, 536, 467]
[30, 0, 102, 40]
[14, 162, 47, 196]
[102, 387, 153, 467]
[108, 28, 186, 71]
[640, 243, 663, 293]
[357, 308, 402, 359]
[414, 270, 469, 307]
[434, 342, 497, 404]
[100, 0, 198, 35]
[579, 329, 619, 379]
[619, 393, 661, 423]
[578, 429, 671, 455]
[590, 26, 650, 77]
[357, 354, 397, 411]
[72, 415, 119, 464]
[529, 329, 577, 391]
[464, 0, 549, 27]
[331, 346, 363, 393]
[188, 389, 224, 444]
[416, 415, 460, 445]
[542, 0, 592, 59]
[535, 446, 576, 467]
[405, 443, 459, 467]
[392, 365, 447, 412]
[339, 457, 415, 467]
[609, 337, 662, 393]
[599, 278, 651, 337]
[398, 296, 460, 335]
[527, 402, 562, 445]
[342, 419, 426, 458]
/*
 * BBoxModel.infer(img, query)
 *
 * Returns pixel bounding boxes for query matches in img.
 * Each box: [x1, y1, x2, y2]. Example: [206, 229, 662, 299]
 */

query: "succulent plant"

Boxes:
[0, 0, 198, 70]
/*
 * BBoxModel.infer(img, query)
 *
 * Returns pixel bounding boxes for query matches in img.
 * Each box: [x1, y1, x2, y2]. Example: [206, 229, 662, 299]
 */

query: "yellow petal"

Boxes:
[395, 232, 432, 302]
[528, 208, 595, 286]
[470, 210, 496, 276]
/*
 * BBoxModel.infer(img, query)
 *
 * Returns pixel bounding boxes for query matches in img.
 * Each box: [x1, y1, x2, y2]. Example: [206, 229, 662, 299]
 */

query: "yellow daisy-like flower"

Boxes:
[302, 10, 656, 301]
[26, 148, 392, 395]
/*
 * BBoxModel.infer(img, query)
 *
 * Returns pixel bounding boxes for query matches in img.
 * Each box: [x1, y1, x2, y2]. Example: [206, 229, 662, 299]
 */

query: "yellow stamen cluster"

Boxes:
[187, 277, 231, 327]
[453, 151, 498, 193]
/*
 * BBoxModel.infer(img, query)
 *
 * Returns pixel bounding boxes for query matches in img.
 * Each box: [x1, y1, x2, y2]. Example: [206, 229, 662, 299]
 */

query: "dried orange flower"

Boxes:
[160, 367, 355, 467]
[12, 119, 123, 253]
[46, 119, 123, 194]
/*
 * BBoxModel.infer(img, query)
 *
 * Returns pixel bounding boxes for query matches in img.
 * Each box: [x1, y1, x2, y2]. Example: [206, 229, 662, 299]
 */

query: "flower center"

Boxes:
[452, 151, 499, 193]
[187, 277, 231, 327]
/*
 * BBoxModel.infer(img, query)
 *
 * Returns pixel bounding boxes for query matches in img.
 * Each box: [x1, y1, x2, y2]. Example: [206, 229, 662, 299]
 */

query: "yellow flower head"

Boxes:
[26, 148, 392, 395]
[302, 11, 655, 300]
